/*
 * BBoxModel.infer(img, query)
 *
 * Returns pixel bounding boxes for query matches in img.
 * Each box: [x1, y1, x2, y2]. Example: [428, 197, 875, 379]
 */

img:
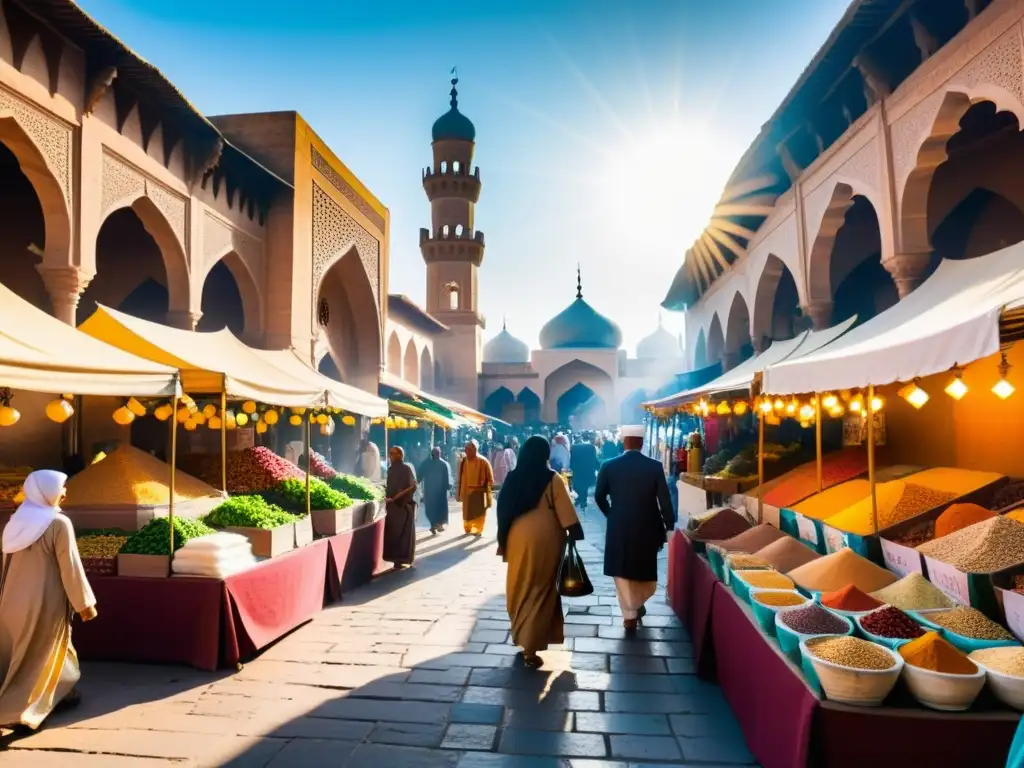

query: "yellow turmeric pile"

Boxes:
[898, 631, 977, 674]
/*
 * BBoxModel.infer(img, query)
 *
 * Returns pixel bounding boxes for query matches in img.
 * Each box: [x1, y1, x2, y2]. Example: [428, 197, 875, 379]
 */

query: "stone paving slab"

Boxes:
[0, 501, 757, 766]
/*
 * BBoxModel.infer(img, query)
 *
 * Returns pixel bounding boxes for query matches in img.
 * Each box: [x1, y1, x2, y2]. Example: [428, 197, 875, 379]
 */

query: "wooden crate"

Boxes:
[294, 515, 314, 547]
[224, 523, 295, 558]
[311, 507, 358, 536]
[117, 553, 170, 578]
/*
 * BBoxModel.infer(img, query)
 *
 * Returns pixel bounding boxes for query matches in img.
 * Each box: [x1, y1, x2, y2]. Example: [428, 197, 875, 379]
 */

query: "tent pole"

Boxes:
[220, 389, 227, 495]
[305, 415, 312, 517]
[169, 392, 179, 559]
[867, 384, 878, 534]
[815, 394, 823, 494]
[757, 407, 764, 525]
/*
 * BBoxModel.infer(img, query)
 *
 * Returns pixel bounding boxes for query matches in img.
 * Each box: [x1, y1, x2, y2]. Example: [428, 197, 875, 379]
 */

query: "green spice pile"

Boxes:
[806, 636, 896, 671]
[329, 474, 384, 502]
[870, 572, 954, 611]
[120, 516, 215, 555]
[917, 516, 1024, 573]
[970, 646, 1024, 677]
[929, 606, 1015, 641]
[203, 495, 296, 530]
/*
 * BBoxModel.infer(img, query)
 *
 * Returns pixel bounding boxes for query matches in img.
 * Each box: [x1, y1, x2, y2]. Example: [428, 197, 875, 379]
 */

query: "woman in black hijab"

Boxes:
[498, 436, 583, 668]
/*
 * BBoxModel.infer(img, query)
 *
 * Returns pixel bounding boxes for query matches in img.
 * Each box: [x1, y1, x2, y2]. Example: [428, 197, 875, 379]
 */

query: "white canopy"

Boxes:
[646, 316, 857, 408]
[79, 305, 325, 407]
[763, 244, 1024, 395]
[0, 283, 179, 397]
[252, 348, 388, 418]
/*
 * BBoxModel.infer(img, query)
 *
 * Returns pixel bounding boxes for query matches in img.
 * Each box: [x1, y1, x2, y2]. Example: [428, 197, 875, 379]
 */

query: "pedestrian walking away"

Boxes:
[569, 431, 600, 510]
[383, 446, 417, 568]
[594, 425, 674, 631]
[418, 447, 452, 534]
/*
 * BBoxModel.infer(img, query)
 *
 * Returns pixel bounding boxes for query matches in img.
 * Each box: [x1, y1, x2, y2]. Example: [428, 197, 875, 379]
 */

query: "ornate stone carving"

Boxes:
[950, 27, 1024, 110]
[101, 151, 188, 249]
[840, 140, 879, 190]
[0, 86, 71, 201]
[312, 182, 381, 307]
[145, 178, 187, 249]
[310, 146, 386, 232]
[201, 210, 264, 280]
[891, 91, 944, 190]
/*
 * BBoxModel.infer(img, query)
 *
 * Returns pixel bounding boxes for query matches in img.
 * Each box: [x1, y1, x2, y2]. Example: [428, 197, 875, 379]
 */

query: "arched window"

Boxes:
[440, 160, 447, 173]
[452, 161, 461, 173]
[442, 224, 450, 237]
[445, 282, 459, 311]
[455, 224, 464, 237]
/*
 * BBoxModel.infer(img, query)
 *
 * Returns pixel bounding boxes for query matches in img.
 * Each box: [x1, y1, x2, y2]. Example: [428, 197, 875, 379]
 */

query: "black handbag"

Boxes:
[557, 535, 594, 597]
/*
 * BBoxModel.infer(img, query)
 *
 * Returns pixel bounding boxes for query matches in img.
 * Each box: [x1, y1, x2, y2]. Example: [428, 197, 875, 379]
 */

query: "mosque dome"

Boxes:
[484, 323, 530, 364]
[637, 321, 682, 359]
[539, 269, 623, 351]
[432, 76, 476, 142]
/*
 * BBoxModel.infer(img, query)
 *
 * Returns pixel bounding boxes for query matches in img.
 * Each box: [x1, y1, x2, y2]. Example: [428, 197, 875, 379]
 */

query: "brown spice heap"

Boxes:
[807, 636, 895, 671]
[970, 647, 1024, 677]
[929, 606, 1015, 641]
[727, 554, 771, 570]
[690, 508, 752, 542]
[917, 516, 1024, 573]
[711, 523, 787, 553]
[893, 523, 935, 548]
[787, 548, 898, 594]
[754, 536, 821, 573]
[934, 503, 997, 539]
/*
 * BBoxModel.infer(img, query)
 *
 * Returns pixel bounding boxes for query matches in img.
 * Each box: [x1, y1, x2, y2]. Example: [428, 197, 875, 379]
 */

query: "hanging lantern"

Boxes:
[289, 414, 302, 426]
[715, 401, 731, 415]
[175, 407, 190, 424]
[316, 413, 329, 425]
[153, 403, 173, 421]
[255, 420, 268, 435]
[112, 406, 135, 426]
[898, 380, 929, 409]
[264, 409, 279, 425]
[342, 415, 356, 426]
[45, 398, 74, 424]
[849, 394, 864, 413]
[208, 415, 222, 430]
[822, 393, 838, 410]
[945, 367, 968, 400]
[320, 421, 335, 436]
[759, 398, 773, 414]
[192, 411, 206, 426]
[785, 399, 797, 416]
[203, 404, 218, 419]
[242, 400, 257, 415]
[773, 398, 784, 411]
[126, 397, 147, 417]
[732, 401, 748, 416]
[799, 403, 815, 422]
[993, 353, 1015, 399]
[224, 410, 237, 430]
[870, 395, 884, 412]
[184, 419, 198, 432]
[386, 417, 396, 429]
[410, 419, 419, 429]
[236, 412, 249, 427]
[291, 407, 307, 415]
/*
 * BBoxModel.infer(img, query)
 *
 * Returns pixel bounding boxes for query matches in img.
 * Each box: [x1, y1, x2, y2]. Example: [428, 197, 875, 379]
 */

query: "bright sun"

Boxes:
[597, 121, 735, 255]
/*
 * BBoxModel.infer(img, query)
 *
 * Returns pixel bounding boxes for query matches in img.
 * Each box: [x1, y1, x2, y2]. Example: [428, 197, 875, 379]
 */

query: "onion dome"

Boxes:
[432, 74, 476, 142]
[637, 317, 682, 359]
[539, 267, 623, 350]
[484, 320, 530, 364]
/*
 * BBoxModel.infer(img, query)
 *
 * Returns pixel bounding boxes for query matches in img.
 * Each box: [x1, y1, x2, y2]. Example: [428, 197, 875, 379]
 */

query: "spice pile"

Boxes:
[762, 448, 868, 508]
[934, 503, 996, 539]
[734, 570, 794, 590]
[77, 533, 129, 575]
[899, 632, 977, 674]
[780, 603, 849, 635]
[993, 481, 1024, 511]
[64, 445, 220, 507]
[806, 636, 895, 670]
[908, 468, 1004, 497]
[754, 537, 821, 572]
[971, 647, 1024, 677]
[180, 447, 306, 493]
[917, 515, 1024, 573]
[860, 606, 925, 639]
[928, 606, 1015, 641]
[825, 481, 955, 535]
[820, 584, 883, 612]
[690, 508, 751, 542]
[788, 548, 897, 594]
[726, 554, 771, 570]
[870, 573, 954, 611]
[1014, 574, 1024, 595]
[711, 523, 786, 553]
[791, 480, 870, 521]
[752, 591, 805, 608]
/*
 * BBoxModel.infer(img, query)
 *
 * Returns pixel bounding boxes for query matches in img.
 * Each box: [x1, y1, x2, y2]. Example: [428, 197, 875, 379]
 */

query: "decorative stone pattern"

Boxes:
[312, 182, 381, 307]
[201, 211, 264, 283]
[146, 181, 188, 249]
[891, 90, 945, 190]
[0, 86, 71, 202]
[839, 140, 879, 191]
[311, 146, 386, 232]
[951, 27, 1024, 113]
[802, 181, 843, 249]
[101, 151, 188, 250]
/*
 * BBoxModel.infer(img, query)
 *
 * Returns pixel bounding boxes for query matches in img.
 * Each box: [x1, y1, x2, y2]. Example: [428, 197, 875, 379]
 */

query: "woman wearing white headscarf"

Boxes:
[0, 470, 96, 730]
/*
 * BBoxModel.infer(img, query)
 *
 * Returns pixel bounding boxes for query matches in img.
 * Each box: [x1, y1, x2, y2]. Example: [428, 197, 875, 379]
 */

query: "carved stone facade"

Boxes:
[100, 151, 187, 249]
[311, 181, 381, 307]
[0, 84, 71, 201]
[311, 146, 386, 231]
[201, 210, 263, 280]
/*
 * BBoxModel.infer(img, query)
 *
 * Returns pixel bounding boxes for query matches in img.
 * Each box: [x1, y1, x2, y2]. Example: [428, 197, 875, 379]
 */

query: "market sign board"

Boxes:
[880, 538, 924, 579]
[923, 556, 970, 605]
[795, 513, 820, 548]
[822, 524, 849, 554]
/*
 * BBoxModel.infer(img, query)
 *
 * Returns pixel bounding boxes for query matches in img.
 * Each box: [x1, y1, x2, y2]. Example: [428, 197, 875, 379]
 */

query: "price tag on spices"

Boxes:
[880, 538, 923, 578]
[1002, 588, 1024, 643]
[822, 525, 849, 554]
[795, 514, 819, 546]
[923, 557, 971, 605]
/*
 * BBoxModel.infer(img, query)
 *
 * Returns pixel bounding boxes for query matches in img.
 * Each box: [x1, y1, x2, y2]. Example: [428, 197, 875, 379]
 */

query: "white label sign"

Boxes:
[880, 538, 924, 579]
[822, 525, 849, 554]
[795, 514, 819, 546]
[924, 557, 971, 605]
[1001, 588, 1024, 643]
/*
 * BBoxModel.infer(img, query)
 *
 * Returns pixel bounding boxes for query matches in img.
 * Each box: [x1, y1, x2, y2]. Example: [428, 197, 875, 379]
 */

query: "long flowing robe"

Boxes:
[0, 514, 95, 729]
[570, 442, 600, 503]
[418, 457, 452, 529]
[492, 448, 516, 487]
[383, 461, 417, 566]
[458, 456, 494, 535]
[504, 476, 579, 654]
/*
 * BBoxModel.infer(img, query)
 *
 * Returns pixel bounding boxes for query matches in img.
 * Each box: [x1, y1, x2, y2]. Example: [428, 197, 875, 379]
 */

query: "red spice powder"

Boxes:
[820, 584, 884, 612]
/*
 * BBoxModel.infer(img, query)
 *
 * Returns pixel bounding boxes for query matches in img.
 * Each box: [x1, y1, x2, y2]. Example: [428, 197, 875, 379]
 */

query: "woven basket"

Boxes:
[801, 636, 903, 706]
[901, 661, 986, 711]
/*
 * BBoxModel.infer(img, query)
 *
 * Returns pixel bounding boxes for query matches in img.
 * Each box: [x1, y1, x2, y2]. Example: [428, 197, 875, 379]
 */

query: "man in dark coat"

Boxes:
[569, 432, 600, 510]
[594, 425, 674, 630]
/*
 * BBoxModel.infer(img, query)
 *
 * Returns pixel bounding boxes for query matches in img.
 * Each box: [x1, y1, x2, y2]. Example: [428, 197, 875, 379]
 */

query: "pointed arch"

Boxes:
[724, 291, 751, 355]
[705, 313, 724, 366]
[403, 339, 420, 387]
[420, 346, 434, 391]
[386, 331, 402, 377]
[317, 246, 383, 392]
[199, 250, 262, 338]
[484, 386, 515, 419]
[692, 328, 707, 369]
[517, 387, 541, 423]
[752, 253, 799, 345]
[543, 359, 614, 425]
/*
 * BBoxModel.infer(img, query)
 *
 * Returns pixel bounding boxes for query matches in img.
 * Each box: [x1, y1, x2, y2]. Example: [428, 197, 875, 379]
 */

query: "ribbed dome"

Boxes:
[637, 323, 682, 359]
[484, 324, 529, 364]
[432, 77, 476, 142]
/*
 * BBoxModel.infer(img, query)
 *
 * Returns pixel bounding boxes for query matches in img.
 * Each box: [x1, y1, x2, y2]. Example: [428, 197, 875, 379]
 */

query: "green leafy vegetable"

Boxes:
[276, 478, 353, 511]
[119, 516, 216, 555]
[329, 473, 384, 502]
[203, 495, 296, 530]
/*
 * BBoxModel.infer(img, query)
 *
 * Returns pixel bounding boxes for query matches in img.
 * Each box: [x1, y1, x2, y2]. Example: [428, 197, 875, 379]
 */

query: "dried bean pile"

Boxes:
[780, 604, 849, 635]
[690, 508, 751, 542]
[971, 647, 1024, 677]
[860, 606, 924, 639]
[930, 606, 1015, 641]
[807, 636, 895, 670]
[917, 516, 1024, 573]
[893, 524, 934, 548]
[871, 572, 953, 611]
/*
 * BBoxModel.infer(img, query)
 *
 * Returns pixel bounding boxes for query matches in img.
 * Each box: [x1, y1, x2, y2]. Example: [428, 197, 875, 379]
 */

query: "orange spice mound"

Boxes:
[899, 631, 977, 675]
[934, 503, 997, 540]
[820, 584, 883, 612]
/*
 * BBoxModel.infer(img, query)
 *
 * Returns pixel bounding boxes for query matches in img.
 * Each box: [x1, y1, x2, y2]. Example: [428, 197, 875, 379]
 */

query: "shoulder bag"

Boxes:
[550, 480, 594, 597]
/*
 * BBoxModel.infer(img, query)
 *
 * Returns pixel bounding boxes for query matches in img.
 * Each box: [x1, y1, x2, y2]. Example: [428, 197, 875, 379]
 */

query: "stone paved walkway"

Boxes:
[1, 500, 756, 767]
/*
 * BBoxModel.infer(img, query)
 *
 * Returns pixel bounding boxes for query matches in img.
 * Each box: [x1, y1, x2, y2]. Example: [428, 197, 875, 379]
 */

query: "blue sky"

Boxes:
[78, 0, 849, 354]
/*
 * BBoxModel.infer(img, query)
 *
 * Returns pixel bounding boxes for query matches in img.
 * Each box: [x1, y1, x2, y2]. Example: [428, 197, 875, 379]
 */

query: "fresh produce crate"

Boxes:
[311, 507, 358, 536]
[117, 553, 170, 578]
[294, 515, 313, 547]
[225, 523, 295, 558]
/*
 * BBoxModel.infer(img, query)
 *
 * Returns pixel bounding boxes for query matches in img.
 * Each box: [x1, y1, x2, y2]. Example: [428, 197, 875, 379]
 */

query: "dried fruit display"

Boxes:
[179, 447, 305, 493]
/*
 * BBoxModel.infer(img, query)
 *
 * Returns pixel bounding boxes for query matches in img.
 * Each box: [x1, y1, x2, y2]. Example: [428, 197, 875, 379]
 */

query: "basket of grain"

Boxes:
[801, 635, 903, 707]
[899, 632, 986, 711]
[970, 646, 1024, 711]
[749, 589, 809, 635]
[731, 569, 794, 605]
[910, 606, 1020, 653]
[775, 603, 854, 661]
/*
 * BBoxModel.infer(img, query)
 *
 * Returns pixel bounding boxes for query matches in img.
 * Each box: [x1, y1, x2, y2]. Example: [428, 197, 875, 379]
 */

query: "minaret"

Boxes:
[421, 70, 485, 407]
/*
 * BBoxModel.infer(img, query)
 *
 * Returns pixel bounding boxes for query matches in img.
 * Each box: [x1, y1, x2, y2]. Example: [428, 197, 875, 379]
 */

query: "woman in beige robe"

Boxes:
[498, 436, 582, 669]
[0, 471, 97, 730]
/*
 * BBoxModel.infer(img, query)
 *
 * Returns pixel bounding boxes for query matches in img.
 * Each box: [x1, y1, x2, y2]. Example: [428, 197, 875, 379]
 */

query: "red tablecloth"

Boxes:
[327, 517, 386, 600]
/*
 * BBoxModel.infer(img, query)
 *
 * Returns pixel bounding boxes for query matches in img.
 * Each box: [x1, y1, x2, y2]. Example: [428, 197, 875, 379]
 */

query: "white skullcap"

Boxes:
[619, 425, 645, 439]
